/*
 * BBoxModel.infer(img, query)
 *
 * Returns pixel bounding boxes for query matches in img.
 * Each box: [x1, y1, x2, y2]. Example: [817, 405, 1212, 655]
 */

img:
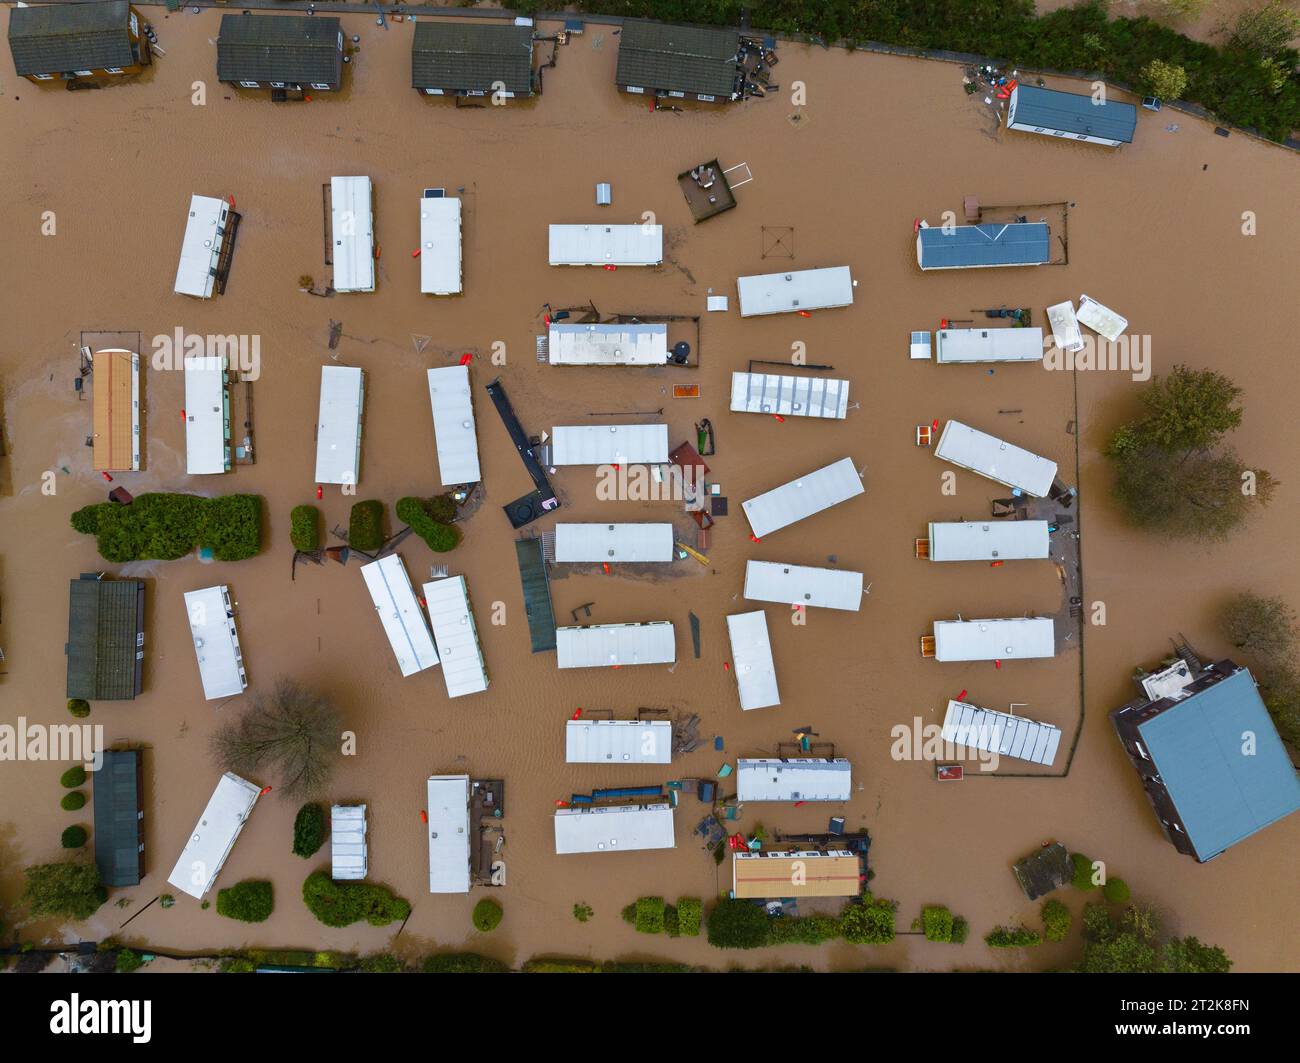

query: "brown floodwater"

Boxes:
[1, 9, 1297, 973]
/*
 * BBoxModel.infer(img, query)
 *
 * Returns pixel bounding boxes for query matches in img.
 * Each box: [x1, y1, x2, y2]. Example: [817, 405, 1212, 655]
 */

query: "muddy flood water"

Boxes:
[1, 8, 1297, 972]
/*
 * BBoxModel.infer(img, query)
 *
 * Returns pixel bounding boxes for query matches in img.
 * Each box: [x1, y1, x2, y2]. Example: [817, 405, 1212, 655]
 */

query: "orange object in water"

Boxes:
[797, 310, 811, 318]
[932, 419, 940, 431]
[181, 408, 186, 421]
[772, 414, 785, 423]
[603, 264, 617, 271]
[259, 786, 273, 796]
[914, 217, 921, 233]
[101, 472, 113, 482]
[555, 799, 569, 807]
[793, 800, 806, 808]
[602, 562, 610, 575]
[228, 195, 236, 209]
[304, 95, 313, 102]
[420, 810, 428, 823]
[374, 245, 382, 259]
[316, 485, 323, 500]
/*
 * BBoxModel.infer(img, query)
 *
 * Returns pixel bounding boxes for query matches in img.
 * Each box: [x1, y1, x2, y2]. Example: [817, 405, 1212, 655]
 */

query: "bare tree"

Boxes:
[211, 677, 342, 800]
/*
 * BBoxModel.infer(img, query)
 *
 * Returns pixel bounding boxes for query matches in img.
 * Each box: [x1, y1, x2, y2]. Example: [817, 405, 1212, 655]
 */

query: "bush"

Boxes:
[360, 953, 403, 973]
[841, 895, 897, 945]
[116, 949, 144, 973]
[71, 493, 263, 562]
[634, 896, 665, 935]
[422, 952, 509, 973]
[1042, 898, 1073, 942]
[21, 861, 106, 920]
[348, 500, 386, 552]
[1139, 58, 1188, 100]
[1103, 878, 1132, 904]
[919, 905, 954, 943]
[1071, 852, 1100, 890]
[70, 505, 101, 535]
[677, 897, 702, 937]
[67, 699, 90, 718]
[572, 902, 593, 922]
[706, 898, 771, 949]
[61, 825, 88, 849]
[768, 914, 843, 945]
[60, 766, 87, 788]
[61, 792, 86, 812]
[290, 504, 321, 552]
[472, 898, 503, 933]
[396, 496, 461, 553]
[951, 916, 970, 945]
[216, 880, 273, 923]
[302, 871, 410, 928]
[292, 803, 327, 858]
[986, 925, 1044, 948]
[220, 956, 257, 973]
[522, 958, 602, 973]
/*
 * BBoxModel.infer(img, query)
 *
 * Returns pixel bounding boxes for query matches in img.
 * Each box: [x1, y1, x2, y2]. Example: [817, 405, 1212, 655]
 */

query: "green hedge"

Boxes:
[522, 958, 602, 973]
[70, 493, 262, 562]
[292, 803, 327, 858]
[677, 897, 702, 937]
[290, 504, 321, 552]
[473, 897, 503, 933]
[921, 905, 955, 943]
[396, 496, 461, 553]
[61, 792, 86, 812]
[841, 894, 897, 944]
[1042, 898, 1072, 942]
[115, 949, 144, 973]
[216, 880, 274, 923]
[348, 500, 386, 552]
[986, 925, 1044, 948]
[422, 952, 509, 973]
[706, 898, 772, 949]
[60, 766, 87, 789]
[302, 871, 410, 928]
[61, 825, 88, 849]
[634, 896, 665, 934]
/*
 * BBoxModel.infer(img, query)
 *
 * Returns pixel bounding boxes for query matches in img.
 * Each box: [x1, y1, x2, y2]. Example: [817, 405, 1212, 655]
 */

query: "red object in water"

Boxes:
[543, 313, 551, 327]
[228, 195, 236, 209]
[932, 419, 940, 431]
[940, 318, 949, 329]
[793, 800, 806, 808]
[316, 485, 323, 500]
[772, 414, 785, 423]
[937, 765, 965, 782]
[612, 463, 620, 471]
[914, 218, 921, 234]
[602, 562, 610, 575]
[797, 310, 811, 318]
[101, 472, 113, 482]
[418, 596, 427, 608]
[459, 352, 473, 366]
[748, 534, 761, 544]
[603, 264, 617, 271]
[571, 707, 582, 720]
[612, 664, 621, 670]
[723, 662, 731, 671]
[994, 659, 1002, 669]
[958, 688, 968, 701]
[990, 560, 1004, 568]
[304, 95, 313, 102]
[181, 408, 186, 421]
[259, 786, 273, 796]
[411, 249, 421, 258]
[420, 810, 428, 823]
[555, 799, 569, 808]
[374, 245, 382, 259]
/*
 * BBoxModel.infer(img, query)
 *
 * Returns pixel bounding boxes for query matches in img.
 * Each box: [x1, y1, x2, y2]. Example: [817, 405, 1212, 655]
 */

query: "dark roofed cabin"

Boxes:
[615, 20, 741, 103]
[8, 1, 150, 83]
[66, 574, 145, 701]
[412, 21, 535, 99]
[94, 749, 145, 887]
[216, 13, 344, 93]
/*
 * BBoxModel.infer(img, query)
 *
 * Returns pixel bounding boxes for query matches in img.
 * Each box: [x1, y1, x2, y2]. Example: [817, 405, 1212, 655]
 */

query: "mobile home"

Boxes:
[331, 176, 375, 293]
[554, 523, 674, 563]
[314, 365, 364, 486]
[426, 365, 481, 486]
[419, 191, 462, 295]
[733, 850, 861, 899]
[548, 323, 668, 366]
[565, 719, 673, 764]
[743, 560, 863, 612]
[9, 1, 151, 83]
[614, 21, 742, 103]
[726, 611, 780, 710]
[1046, 301, 1084, 353]
[548, 224, 662, 266]
[1007, 84, 1136, 147]
[934, 421, 1057, 498]
[422, 576, 488, 699]
[91, 349, 141, 472]
[556, 622, 676, 669]
[360, 555, 439, 678]
[216, 13, 344, 92]
[741, 457, 864, 539]
[932, 617, 1056, 662]
[331, 804, 368, 881]
[411, 20, 535, 98]
[737, 266, 855, 317]
[551, 424, 669, 466]
[184, 356, 231, 474]
[935, 327, 1045, 364]
[426, 775, 471, 893]
[166, 772, 262, 900]
[1077, 293, 1128, 342]
[942, 699, 1063, 767]
[916, 222, 1050, 271]
[183, 585, 247, 700]
[730, 371, 850, 419]
[736, 758, 852, 801]
[93, 749, 145, 888]
[554, 803, 675, 854]
[174, 195, 234, 299]
[926, 520, 1051, 562]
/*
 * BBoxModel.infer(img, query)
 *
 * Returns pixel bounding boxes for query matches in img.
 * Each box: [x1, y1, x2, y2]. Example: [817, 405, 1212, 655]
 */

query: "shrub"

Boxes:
[663, 904, 680, 937]
[1139, 58, 1188, 100]
[572, 902, 593, 923]
[203, 495, 263, 561]
[60, 766, 87, 788]
[116, 949, 144, 973]
[1103, 878, 1132, 904]
[61, 792, 86, 812]
[396, 496, 461, 553]
[472, 898, 503, 933]
[292, 803, 327, 858]
[677, 897, 702, 937]
[706, 898, 771, 949]
[61, 826, 88, 849]
[21, 861, 106, 920]
[951, 916, 970, 945]
[921, 905, 954, 943]
[70, 505, 101, 535]
[1042, 899, 1073, 942]
[71, 493, 262, 562]
[985, 925, 1044, 948]
[522, 958, 601, 973]
[422, 952, 509, 973]
[768, 914, 843, 945]
[290, 504, 321, 552]
[348, 500, 386, 552]
[220, 956, 257, 973]
[360, 953, 403, 973]
[67, 699, 90, 719]
[1071, 852, 1100, 890]
[620, 902, 636, 925]
[216, 880, 273, 923]
[634, 896, 665, 935]
[841, 895, 897, 945]
[302, 871, 410, 928]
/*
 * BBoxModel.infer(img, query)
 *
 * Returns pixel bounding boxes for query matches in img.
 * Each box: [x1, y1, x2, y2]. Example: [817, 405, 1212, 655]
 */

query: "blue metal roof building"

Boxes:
[916, 222, 1050, 271]
[1008, 85, 1136, 147]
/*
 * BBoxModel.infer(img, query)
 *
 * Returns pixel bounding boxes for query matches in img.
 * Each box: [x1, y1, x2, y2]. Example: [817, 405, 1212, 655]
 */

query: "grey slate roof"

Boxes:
[66, 576, 144, 701]
[615, 20, 740, 98]
[918, 222, 1051, 269]
[8, 1, 135, 77]
[1012, 842, 1072, 900]
[1012, 85, 1136, 143]
[216, 14, 342, 87]
[514, 538, 557, 653]
[411, 21, 533, 95]
[94, 749, 144, 887]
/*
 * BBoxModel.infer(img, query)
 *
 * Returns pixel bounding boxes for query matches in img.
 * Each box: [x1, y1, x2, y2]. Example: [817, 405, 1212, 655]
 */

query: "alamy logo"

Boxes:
[595, 463, 707, 509]
[151, 328, 261, 380]
[0, 718, 103, 770]
[50, 995, 152, 1043]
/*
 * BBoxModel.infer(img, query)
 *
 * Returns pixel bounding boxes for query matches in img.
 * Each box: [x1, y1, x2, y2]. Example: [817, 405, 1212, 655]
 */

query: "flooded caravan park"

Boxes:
[0, 8, 1297, 972]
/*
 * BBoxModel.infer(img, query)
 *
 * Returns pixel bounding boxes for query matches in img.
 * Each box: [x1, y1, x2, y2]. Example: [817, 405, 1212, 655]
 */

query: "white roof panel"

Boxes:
[314, 366, 364, 485]
[548, 323, 668, 366]
[737, 266, 854, 317]
[1046, 301, 1084, 353]
[184, 355, 229, 475]
[727, 611, 780, 710]
[934, 421, 1057, 497]
[331, 804, 368, 880]
[549, 224, 663, 266]
[174, 194, 228, 299]
[932, 617, 1056, 662]
[1077, 293, 1128, 342]
[183, 585, 247, 700]
[331, 176, 375, 293]
[426, 365, 481, 486]
[743, 560, 863, 611]
[166, 772, 261, 899]
[426, 775, 471, 893]
[941, 699, 1062, 766]
[554, 523, 674, 563]
[360, 555, 439, 677]
[729, 372, 850, 419]
[419, 196, 462, 295]
[935, 327, 1045, 364]
[554, 803, 675, 854]
[742, 457, 864, 538]
[556, 622, 675, 669]
[928, 520, 1051, 562]
[565, 720, 673, 764]
[422, 577, 488, 699]
[551, 424, 669, 465]
[736, 758, 852, 801]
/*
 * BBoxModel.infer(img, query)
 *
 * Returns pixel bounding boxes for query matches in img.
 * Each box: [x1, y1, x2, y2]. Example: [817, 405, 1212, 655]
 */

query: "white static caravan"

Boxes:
[426, 775, 471, 893]
[741, 457, 864, 539]
[360, 555, 439, 678]
[730, 372, 850, 419]
[551, 424, 669, 466]
[331, 176, 375, 293]
[554, 523, 674, 563]
[419, 192, 462, 295]
[166, 772, 262, 900]
[314, 366, 365, 486]
[565, 719, 673, 765]
[556, 622, 676, 669]
[927, 520, 1051, 562]
[554, 803, 675, 855]
[934, 421, 1058, 498]
[726, 611, 780, 711]
[736, 266, 855, 318]
[1046, 302, 1084, 353]
[548, 323, 668, 366]
[743, 560, 864, 612]
[331, 804, 368, 881]
[932, 617, 1056, 662]
[183, 585, 248, 700]
[941, 699, 1063, 767]
[736, 758, 852, 802]
[426, 365, 481, 486]
[1077, 294, 1128, 342]
[422, 576, 488, 699]
[935, 328, 1045, 364]
[174, 194, 230, 299]
[548, 224, 663, 266]
[183, 356, 231, 475]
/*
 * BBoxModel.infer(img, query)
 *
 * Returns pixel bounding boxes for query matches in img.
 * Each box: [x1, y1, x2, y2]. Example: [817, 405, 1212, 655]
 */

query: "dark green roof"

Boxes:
[66, 576, 144, 701]
[93, 749, 144, 887]
[1011, 842, 1072, 900]
[514, 538, 557, 653]
[8, 1, 135, 77]
[216, 14, 342, 87]
[411, 21, 533, 95]
[615, 20, 740, 98]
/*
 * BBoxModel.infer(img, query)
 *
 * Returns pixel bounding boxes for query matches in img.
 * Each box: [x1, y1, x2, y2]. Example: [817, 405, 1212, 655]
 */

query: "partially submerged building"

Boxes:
[66, 574, 145, 701]
[419, 191, 462, 295]
[514, 537, 558, 653]
[916, 222, 1050, 271]
[551, 424, 669, 466]
[183, 585, 247, 701]
[737, 758, 852, 802]
[941, 699, 1063, 767]
[931, 618, 1056, 662]
[314, 365, 364, 486]
[426, 365, 481, 486]
[174, 194, 238, 299]
[736, 266, 855, 317]
[360, 555, 439, 678]
[730, 371, 850, 419]
[566, 719, 673, 765]
[8, 1, 150, 83]
[556, 622, 675, 669]
[411, 20, 534, 99]
[726, 611, 780, 711]
[1077, 293, 1128, 342]
[554, 802, 675, 854]
[167, 772, 262, 900]
[183, 355, 231, 475]
[216, 13, 343, 93]
[1110, 659, 1300, 861]
[615, 20, 741, 103]
[1007, 84, 1136, 147]
[934, 327, 1045, 364]
[934, 420, 1058, 498]
[922, 520, 1051, 562]
[93, 748, 145, 888]
[422, 576, 488, 699]
[1012, 842, 1073, 900]
[91, 348, 140, 472]
[331, 176, 375, 293]
[554, 523, 674, 564]
[548, 323, 668, 366]
[744, 560, 864, 612]
[741, 457, 864, 539]
[427, 774, 471, 893]
[733, 851, 862, 899]
[1046, 301, 1085, 353]
[331, 804, 368, 881]
[548, 224, 663, 266]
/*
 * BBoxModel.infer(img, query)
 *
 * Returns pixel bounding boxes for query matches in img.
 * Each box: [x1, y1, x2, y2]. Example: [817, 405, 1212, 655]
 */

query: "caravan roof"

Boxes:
[554, 523, 674, 563]
[556, 622, 676, 669]
[360, 555, 439, 677]
[426, 775, 471, 893]
[730, 372, 850, 419]
[554, 803, 675, 854]
[1046, 301, 1084, 353]
[422, 577, 488, 698]
[935, 421, 1057, 497]
[331, 804, 368, 880]
[548, 323, 668, 366]
[942, 699, 1063, 767]
[737, 758, 852, 801]
[183, 585, 247, 700]
[733, 851, 861, 898]
[331, 176, 375, 292]
[928, 520, 1051, 562]
[565, 719, 673, 764]
[916, 223, 1050, 270]
[933, 617, 1056, 662]
[167, 772, 262, 899]
[419, 195, 462, 295]
[743, 560, 864, 612]
[174, 194, 229, 299]
[741, 457, 864, 538]
[314, 365, 364, 485]
[426, 365, 481, 486]
[548, 224, 663, 266]
[736, 266, 854, 317]
[91, 349, 140, 472]
[184, 356, 230, 474]
[727, 611, 780, 710]
[551, 424, 669, 465]
[1077, 293, 1128, 342]
[935, 327, 1045, 364]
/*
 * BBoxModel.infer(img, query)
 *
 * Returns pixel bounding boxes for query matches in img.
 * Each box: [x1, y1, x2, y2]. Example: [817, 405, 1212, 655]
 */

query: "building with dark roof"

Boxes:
[1111, 658, 1300, 862]
[615, 20, 741, 103]
[916, 222, 1051, 271]
[8, 1, 150, 83]
[66, 574, 145, 701]
[411, 21, 534, 98]
[94, 749, 145, 887]
[216, 14, 344, 93]
[1008, 84, 1137, 147]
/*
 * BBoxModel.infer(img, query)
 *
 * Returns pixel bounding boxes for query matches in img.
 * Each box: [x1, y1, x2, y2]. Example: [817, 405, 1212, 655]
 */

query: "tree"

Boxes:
[1258, 665, 1300, 747]
[348, 500, 386, 552]
[1162, 936, 1233, 973]
[1103, 878, 1131, 904]
[706, 898, 770, 949]
[396, 496, 461, 553]
[1042, 898, 1072, 942]
[22, 861, 106, 920]
[216, 880, 274, 923]
[1134, 366, 1243, 453]
[472, 898, 503, 933]
[1139, 59, 1188, 100]
[841, 894, 897, 944]
[677, 897, 702, 937]
[292, 803, 328, 857]
[921, 905, 954, 942]
[1226, 1, 1300, 57]
[1077, 903, 1230, 973]
[211, 677, 342, 801]
[633, 896, 665, 934]
[61, 825, 88, 849]
[302, 872, 410, 928]
[1219, 592, 1298, 665]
